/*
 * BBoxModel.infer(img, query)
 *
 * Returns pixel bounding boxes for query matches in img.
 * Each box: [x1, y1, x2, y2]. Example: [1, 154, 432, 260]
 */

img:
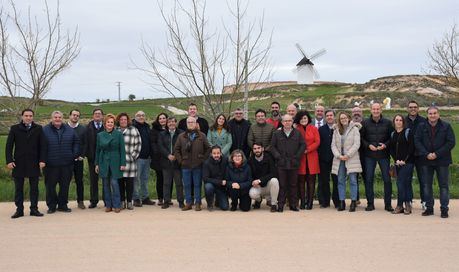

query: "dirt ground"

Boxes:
[0, 199, 458, 272]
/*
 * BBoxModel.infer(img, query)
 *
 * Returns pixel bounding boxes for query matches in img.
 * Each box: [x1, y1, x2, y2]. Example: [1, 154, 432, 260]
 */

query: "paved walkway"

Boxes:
[0, 199, 458, 272]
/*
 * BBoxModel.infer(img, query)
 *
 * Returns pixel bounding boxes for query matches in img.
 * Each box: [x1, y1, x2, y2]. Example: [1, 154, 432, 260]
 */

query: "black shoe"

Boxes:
[142, 198, 156, 205]
[30, 209, 44, 217]
[253, 201, 261, 209]
[441, 209, 449, 218]
[11, 210, 24, 219]
[422, 209, 434, 216]
[277, 206, 284, 213]
[349, 201, 356, 212]
[47, 208, 56, 214]
[320, 204, 330, 209]
[300, 201, 306, 210]
[230, 205, 237, 211]
[157, 199, 164, 206]
[178, 201, 184, 209]
[338, 201, 346, 211]
[161, 203, 170, 209]
[207, 205, 214, 212]
[365, 203, 375, 211]
[384, 205, 394, 212]
[271, 205, 277, 212]
[306, 201, 313, 210]
[88, 203, 97, 209]
[57, 207, 72, 213]
[133, 200, 143, 207]
[289, 206, 299, 212]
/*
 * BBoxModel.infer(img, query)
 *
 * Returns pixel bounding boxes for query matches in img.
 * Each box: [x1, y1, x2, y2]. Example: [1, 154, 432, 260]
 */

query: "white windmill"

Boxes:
[295, 43, 327, 84]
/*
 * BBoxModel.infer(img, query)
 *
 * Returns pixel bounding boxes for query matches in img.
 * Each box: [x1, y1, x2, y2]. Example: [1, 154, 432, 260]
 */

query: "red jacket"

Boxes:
[297, 124, 320, 175]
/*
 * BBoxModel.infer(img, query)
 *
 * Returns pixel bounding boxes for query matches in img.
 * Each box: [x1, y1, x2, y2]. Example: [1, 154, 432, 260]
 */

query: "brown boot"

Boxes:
[392, 206, 404, 214]
[182, 204, 192, 211]
[195, 203, 202, 211]
[114, 208, 121, 213]
[105, 207, 112, 213]
[404, 202, 412, 215]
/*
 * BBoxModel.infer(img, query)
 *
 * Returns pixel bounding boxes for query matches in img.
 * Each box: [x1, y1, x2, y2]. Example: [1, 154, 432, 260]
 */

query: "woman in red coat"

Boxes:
[295, 110, 320, 210]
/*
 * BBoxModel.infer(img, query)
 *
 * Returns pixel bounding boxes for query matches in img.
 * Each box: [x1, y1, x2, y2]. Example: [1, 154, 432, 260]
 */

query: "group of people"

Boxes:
[5, 100, 455, 219]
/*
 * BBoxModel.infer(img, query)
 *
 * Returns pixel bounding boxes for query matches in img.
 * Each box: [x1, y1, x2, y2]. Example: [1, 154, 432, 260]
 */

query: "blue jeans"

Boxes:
[103, 176, 121, 209]
[133, 158, 151, 201]
[395, 163, 414, 206]
[182, 167, 202, 205]
[337, 161, 358, 201]
[408, 162, 424, 202]
[364, 157, 392, 206]
[204, 183, 229, 211]
[421, 165, 450, 211]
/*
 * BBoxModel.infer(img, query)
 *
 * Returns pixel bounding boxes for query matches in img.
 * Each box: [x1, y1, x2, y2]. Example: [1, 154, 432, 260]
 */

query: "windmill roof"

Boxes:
[296, 57, 314, 66]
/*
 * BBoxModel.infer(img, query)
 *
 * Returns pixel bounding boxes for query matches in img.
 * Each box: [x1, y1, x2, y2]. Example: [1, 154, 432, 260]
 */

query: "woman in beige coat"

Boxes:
[331, 112, 362, 212]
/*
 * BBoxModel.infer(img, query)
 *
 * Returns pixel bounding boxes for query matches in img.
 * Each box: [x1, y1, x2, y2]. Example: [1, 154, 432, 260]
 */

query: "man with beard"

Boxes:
[266, 101, 282, 129]
[248, 142, 279, 212]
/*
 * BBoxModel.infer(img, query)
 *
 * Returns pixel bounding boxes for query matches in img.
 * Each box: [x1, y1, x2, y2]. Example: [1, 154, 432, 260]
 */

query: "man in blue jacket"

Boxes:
[43, 111, 80, 213]
[414, 106, 455, 218]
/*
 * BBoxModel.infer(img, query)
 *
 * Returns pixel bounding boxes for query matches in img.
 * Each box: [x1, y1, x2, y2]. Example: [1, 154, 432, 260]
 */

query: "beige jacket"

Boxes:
[331, 122, 362, 174]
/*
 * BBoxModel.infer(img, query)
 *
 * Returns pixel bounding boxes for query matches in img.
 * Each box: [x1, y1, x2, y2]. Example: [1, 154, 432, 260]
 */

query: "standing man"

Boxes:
[248, 142, 279, 212]
[266, 101, 282, 129]
[228, 108, 251, 158]
[6, 109, 47, 218]
[415, 106, 455, 218]
[314, 105, 325, 128]
[157, 117, 184, 209]
[317, 109, 339, 208]
[43, 111, 80, 214]
[85, 108, 104, 209]
[132, 111, 155, 207]
[271, 114, 306, 212]
[360, 103, 393, 212]
[68, 109, 86, 209]
[178, 103, 209, 135]
[286, 104, 298, 119]
[247, 109, 275, 152]
[175, 116, 211, 211]
[405, 100, 427, 209]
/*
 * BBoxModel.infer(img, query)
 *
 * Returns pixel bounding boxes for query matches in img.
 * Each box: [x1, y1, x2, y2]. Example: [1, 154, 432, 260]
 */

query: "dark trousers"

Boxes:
[298, 174, 316, 205]
[409, 162, 424, 202]
[421, 165, 450, 211]
[229, 188, 251, 211]
[364, 157, 392, 206]
[88, 161, 100, 205]
[318, 161, 338, 206]
[155, 169, 164, 200]
[73, 160, 84, 202]
[119, 177, 134, 202]
[278, 168, 298, 208]
[44, 165, 73, 209]
[14, 176, 39, 212]
[163, 168, 184, 203]
[205, 183, 229, 210]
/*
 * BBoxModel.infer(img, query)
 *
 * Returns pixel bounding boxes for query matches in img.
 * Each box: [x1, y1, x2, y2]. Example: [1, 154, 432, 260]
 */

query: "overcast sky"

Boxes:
[3, 0, 458, 102]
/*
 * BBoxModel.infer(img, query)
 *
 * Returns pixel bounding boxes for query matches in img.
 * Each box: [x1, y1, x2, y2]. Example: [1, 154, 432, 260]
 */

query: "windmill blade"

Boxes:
[310, 48, 327, 60]
[312, 67, 320, 79]
[295, 43, 309, 58]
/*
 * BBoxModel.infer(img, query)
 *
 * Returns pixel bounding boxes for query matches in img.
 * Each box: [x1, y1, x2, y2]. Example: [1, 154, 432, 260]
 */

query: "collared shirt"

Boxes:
[68, 122, 79, 128]
[283, 128, 292, 137]
[315, 118, 323, 128]
[255, 154, 264, 162]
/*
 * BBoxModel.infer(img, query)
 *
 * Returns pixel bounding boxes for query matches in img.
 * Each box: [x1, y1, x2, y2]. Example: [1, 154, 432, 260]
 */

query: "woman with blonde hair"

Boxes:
[331, 112, 362, 212]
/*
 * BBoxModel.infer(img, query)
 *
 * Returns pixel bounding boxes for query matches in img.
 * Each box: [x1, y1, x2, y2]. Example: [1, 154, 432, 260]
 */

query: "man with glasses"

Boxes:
[85, 108, 104, 208]
[228, 108, 251, 158]
[405, 101, 427, 210]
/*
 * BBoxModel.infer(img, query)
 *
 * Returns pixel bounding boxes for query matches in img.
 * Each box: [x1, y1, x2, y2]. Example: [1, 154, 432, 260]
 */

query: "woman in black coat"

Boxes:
[5, 109, 47, 218]
[150, 112, 169, 205]
[226, 149, 252, 211]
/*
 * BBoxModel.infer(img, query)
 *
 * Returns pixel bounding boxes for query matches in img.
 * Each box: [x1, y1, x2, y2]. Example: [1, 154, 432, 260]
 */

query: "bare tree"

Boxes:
[137, 0, 272, 119]
[0, 0, 80, 116]
[427, 23, 459, 86]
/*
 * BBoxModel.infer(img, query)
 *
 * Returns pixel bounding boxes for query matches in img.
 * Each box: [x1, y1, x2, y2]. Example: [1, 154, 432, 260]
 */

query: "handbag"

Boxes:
[389, 165, 397, 178]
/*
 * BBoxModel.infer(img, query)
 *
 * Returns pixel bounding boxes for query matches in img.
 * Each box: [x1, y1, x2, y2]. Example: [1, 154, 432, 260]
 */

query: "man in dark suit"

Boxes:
[85, 108, 104, 208]
[68, 109, 87, 209]
[6, 109, 47, 219]
[318, 109, 339, 208]
[178, 103, 209, 135]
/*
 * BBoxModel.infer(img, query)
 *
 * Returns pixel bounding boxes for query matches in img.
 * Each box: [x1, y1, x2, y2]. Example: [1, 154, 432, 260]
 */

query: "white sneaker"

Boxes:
[421, 201, 426, 211]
